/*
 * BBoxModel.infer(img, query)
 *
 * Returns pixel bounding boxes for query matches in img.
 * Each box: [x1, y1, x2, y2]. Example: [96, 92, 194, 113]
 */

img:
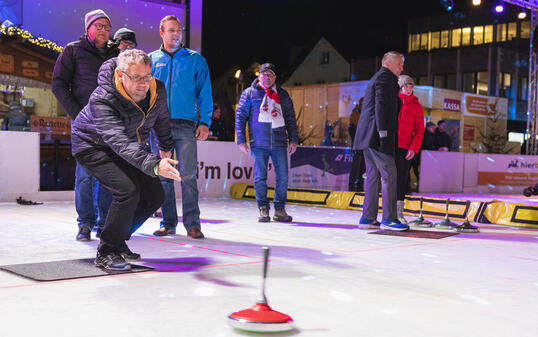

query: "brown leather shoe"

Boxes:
[153, 227, 176, 236]
[187, 228, 205, 239]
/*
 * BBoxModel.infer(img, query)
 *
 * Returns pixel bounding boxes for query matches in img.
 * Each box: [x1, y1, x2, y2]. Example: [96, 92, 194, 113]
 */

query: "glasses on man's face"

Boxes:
[93, 23, 112, 32]
[122, 71, 153, 83]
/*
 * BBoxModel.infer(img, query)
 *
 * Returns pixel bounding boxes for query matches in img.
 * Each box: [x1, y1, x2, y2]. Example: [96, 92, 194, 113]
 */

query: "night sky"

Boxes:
[201, 0, 465, 81]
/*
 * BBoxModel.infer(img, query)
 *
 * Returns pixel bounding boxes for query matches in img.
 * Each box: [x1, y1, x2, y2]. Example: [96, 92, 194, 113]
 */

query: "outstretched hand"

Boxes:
[238, 143, 250, 154]
[158, 158, 181, 181]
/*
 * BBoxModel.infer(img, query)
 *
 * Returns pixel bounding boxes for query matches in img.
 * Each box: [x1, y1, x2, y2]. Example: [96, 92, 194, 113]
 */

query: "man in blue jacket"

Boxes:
[235, 63, 298, 222]
[353, 51, 408, 231]
[149, 15, 213, 239]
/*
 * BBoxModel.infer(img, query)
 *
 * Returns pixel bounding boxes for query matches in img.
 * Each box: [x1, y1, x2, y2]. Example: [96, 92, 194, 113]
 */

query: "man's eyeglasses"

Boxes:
[93, 23, 112, 32]
[122, 71, 153, 83]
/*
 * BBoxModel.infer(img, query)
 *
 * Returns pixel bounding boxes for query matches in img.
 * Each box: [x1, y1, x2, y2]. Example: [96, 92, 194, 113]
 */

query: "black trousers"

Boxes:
[348, 150, 366, 192]
[74, 148, 164, 255]
[395, 147, 412, 201]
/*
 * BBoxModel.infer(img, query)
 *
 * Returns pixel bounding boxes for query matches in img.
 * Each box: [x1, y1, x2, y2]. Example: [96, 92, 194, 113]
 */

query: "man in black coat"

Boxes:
[353, 51, 408, 231]
[71, 49, 180, 271]
[52, 9, 119, 241]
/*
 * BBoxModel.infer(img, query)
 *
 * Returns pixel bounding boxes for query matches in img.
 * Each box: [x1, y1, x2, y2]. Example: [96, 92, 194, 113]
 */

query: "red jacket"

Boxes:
[398, 92, 425, 153]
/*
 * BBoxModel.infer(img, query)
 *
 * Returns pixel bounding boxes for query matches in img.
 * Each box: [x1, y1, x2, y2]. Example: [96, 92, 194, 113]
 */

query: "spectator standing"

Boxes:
[395, 75, 424, 224]
[52, 9, 118, 241]
[354, 51, 409, 231]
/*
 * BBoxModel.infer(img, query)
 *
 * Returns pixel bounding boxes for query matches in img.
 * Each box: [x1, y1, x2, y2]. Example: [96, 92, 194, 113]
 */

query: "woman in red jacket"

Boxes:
[396, 75, 425, 224]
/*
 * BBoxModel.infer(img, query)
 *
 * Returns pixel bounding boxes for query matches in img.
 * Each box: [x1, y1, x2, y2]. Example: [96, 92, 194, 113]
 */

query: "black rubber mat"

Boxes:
[368, 229, 459, 239]
[0, 259, 153, 281]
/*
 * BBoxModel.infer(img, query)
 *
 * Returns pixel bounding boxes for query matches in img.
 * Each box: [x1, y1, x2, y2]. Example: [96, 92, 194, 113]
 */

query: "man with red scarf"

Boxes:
[235, 63, 299, 222]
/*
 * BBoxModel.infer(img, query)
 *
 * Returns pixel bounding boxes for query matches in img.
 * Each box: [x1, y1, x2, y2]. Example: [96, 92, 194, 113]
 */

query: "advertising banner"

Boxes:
[462, 94, 507, 118]
[185, 143, 355, 198]
[289, 146, 352, 191]
[477, 153, 538, 192]
[190, 141, 276, 198]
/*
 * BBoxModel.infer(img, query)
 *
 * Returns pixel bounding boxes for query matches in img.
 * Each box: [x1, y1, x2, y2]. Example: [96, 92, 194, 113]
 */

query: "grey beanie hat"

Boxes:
[85, 9, 111, 32]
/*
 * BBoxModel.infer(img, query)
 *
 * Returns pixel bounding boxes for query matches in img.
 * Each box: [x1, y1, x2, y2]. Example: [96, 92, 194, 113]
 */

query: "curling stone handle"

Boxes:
[262, 246, 270, 279]
[258, 247, 270, 304]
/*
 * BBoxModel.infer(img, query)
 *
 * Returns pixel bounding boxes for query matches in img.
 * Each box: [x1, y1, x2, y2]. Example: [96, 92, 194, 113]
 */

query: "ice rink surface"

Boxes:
[1, 198, 537, 337]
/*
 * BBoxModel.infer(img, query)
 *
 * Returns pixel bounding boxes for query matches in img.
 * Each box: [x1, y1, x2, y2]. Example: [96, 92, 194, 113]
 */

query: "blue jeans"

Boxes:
[75, 163, 112, 229]
[251, 146, 289, 210]
[150, 120, 200, 230]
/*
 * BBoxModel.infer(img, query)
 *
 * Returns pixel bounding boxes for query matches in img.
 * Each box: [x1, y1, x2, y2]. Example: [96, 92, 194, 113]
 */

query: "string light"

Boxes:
[0, 25, 63, 53]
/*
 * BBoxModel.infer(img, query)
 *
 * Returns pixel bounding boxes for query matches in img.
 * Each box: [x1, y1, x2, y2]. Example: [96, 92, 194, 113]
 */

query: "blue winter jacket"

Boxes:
[148, 46, 213, 126]
[235, 79, 298, 147]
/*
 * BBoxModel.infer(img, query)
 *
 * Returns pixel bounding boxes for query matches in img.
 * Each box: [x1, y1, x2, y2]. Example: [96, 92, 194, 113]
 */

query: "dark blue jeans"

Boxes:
[74, 163, 112, 229]
[251, 146, 289, 210]
[151, 120, 200, 230]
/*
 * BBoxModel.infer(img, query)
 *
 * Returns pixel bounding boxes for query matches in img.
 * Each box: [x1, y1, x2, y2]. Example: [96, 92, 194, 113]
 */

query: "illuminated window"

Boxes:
[521, 21, 530, 39]
[498, 72, 511, 98]
[496, 23, 506, 42]
[431, 31, 440, 49]
[409, 34, 420, 52]
[462, 72, 489, 95]
[441, 30, 450, 48]
[420, 33, 429, 50]
[451, 28, 461, 47]
[484, 25, 493, 43]
[477, 72, 488, 95]
[508, 22, 517, 40]
[473, 26, 484, 45]
[462, 27, 471, 46]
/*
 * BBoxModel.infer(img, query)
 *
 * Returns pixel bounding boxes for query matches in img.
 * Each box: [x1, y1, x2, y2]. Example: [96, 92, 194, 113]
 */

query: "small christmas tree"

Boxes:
[473, 110, 513, 154]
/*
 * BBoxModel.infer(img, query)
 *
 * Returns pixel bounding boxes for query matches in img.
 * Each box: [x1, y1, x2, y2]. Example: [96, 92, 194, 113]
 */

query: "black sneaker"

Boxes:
[95, 252, 131, 271]
[118, 243, 141, 261]
[76, 226, 91, 241]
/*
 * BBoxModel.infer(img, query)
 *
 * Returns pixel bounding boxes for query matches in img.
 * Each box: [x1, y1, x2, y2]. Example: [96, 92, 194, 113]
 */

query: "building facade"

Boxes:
[351, 5, 531, 126]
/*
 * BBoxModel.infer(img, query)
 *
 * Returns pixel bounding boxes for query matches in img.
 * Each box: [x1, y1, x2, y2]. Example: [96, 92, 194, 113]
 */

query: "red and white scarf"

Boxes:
[258, 83, 285, 128]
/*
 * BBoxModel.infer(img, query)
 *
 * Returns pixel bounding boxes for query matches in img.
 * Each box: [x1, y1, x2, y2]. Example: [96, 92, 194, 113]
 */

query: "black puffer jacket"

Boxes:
[52, 36, 119, 120]
[71, 58, 174, 177]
